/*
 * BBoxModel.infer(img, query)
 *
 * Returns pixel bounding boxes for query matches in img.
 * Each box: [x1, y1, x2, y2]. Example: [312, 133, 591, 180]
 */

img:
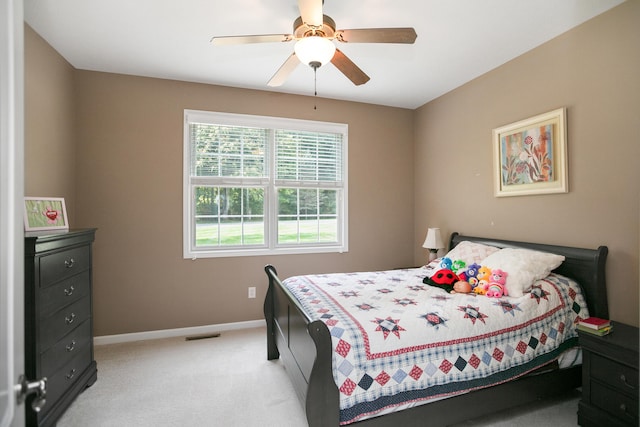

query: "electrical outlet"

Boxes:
[248, 287, 256, 299]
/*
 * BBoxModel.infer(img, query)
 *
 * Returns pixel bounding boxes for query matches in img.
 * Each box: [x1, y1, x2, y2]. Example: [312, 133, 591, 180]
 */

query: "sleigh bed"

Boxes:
[263, 232, 608, 426]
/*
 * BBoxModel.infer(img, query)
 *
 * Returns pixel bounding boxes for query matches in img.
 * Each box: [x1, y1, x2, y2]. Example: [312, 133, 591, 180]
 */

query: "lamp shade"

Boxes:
[422, 228, 445, 250]
[294, 36, 336, 67]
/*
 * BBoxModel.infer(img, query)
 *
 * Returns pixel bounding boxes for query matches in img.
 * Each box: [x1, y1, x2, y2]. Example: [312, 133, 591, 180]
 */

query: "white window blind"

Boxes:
[275, 130, 342, 184]
[190, 124, 267, 179]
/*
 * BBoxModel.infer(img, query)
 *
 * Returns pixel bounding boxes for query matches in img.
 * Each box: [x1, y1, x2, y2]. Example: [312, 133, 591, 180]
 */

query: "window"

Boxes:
[183, 110, 348, 258]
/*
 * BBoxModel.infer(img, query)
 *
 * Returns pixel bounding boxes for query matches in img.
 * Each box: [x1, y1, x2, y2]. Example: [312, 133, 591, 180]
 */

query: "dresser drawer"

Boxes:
[39, 297, 91, 350]
[39, 246, 91, 288]
[40, 320, 91, 376]
[39, 270, 91, 318]
[591, 353, 639, 395]
[592, 380, 639, 424]
[40, 345, 92, 417]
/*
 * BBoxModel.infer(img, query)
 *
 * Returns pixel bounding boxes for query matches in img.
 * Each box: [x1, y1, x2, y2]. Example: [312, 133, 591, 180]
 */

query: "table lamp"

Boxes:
[422, 228, 444, 262]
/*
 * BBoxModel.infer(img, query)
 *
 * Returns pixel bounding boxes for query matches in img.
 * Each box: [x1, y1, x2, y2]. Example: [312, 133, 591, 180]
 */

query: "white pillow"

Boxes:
[481, 248, 565, 297]
[444, 241, 500, 266]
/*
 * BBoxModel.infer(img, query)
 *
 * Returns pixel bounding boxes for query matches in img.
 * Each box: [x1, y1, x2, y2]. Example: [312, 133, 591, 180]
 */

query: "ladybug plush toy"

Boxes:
[423, 269, 459, 293]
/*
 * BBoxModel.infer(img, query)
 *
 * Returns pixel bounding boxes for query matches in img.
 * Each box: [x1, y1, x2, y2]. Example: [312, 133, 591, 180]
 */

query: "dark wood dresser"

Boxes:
[578, 321, 639, 427]
[24, 228, 98, 427]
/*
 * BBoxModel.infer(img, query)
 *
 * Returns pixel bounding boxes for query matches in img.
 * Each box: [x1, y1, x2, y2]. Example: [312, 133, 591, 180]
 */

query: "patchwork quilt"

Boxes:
[282, 267, 589, 425]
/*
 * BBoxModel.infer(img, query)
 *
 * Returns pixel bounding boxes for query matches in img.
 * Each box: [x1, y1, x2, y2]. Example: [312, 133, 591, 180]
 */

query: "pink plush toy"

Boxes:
[485, 269, 508, 298]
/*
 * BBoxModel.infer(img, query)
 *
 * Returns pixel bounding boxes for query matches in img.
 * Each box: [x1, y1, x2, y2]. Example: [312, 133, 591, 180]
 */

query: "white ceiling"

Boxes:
[24, 0, 624, 109]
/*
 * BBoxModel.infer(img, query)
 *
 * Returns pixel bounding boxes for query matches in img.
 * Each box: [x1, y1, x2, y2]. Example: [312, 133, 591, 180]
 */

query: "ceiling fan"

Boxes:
[211, 0, 417, 87]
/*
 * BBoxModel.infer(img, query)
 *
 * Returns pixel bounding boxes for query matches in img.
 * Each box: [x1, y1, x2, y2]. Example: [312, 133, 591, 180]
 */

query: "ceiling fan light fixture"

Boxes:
[294, 36, 336, 68]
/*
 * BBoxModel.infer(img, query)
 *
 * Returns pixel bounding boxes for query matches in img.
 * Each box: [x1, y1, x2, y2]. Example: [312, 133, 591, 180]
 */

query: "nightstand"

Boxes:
[578, 321, 639, 427]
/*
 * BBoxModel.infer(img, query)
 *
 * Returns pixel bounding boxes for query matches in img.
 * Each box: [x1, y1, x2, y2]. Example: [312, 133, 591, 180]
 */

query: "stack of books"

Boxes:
[578, 317, 612, 336]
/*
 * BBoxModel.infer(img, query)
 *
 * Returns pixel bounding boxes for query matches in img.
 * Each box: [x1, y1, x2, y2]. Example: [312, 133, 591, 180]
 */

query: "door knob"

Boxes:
[14, 375, 47, 412]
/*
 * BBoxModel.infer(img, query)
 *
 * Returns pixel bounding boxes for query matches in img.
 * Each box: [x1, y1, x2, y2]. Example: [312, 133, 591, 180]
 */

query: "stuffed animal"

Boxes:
[451, 259, 466, 274]
[490, 269, 508, 286]
[439, 257, 453, 270]
[423, 269, 459, 293]
[451, 280, 472, 294]
[464, 263, 482, 291]
[485, 269, 508, 298]
[485, 283, 507, 298]
[475, 266, 492, 295]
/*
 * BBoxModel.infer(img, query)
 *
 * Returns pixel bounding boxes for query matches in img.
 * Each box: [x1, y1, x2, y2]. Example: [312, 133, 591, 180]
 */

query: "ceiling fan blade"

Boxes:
[330, 48, 370, 86]
[211, 34, 294, 46]
[267, 53, 301, 87]
[298, 0, 323, 27]
[336, 28, 417, 44]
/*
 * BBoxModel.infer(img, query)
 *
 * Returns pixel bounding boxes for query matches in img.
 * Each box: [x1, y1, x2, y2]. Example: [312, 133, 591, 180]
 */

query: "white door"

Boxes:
[1, 0, 25, 426]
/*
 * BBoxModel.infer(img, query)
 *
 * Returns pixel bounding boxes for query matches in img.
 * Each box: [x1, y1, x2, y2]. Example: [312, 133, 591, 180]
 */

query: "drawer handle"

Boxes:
[66, 369, 76, 380]
[65, 313, 76, 325]
[64, 285, 75, 296]
[65, 340, 76, 352]
[620, 374, 636, 389]
[64, 258, 75, 268]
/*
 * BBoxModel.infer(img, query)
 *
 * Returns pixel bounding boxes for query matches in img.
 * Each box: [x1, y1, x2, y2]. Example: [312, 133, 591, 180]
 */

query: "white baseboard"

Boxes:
[94, 319, 265, 346]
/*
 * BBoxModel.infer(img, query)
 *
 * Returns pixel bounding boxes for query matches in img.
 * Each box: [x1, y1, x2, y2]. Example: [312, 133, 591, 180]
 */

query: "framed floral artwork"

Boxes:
[23, 197, 69, 231]
[493, 108, 568, 197]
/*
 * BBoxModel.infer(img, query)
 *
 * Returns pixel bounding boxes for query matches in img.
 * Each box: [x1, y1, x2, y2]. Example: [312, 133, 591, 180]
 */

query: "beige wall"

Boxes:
[414, 1, 639, 326]
[25, 1, 639, 335]
[71, 74, 414, 335]
[24, 26, 77, 221]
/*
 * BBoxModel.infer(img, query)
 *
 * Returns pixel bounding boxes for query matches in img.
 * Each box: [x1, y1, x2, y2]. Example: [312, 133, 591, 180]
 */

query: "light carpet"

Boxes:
[58, 326, 581, 427]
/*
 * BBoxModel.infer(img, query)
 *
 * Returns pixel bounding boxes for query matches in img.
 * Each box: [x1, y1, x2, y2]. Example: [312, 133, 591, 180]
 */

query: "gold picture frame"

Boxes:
[23, 197, 69, 231]
[493, 108, 568, 197]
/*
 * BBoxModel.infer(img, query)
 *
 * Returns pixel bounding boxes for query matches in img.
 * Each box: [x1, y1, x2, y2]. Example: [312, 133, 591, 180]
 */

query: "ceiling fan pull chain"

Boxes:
[314, 66, 318, 110]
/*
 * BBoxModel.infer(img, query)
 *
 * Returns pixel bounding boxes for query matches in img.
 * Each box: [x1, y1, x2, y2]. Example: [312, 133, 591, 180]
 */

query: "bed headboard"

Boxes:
[449, 232, 609, 320]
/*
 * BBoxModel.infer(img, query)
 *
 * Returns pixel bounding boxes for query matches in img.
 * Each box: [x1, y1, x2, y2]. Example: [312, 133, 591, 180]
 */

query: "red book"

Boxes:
[579, 317, 611, 330]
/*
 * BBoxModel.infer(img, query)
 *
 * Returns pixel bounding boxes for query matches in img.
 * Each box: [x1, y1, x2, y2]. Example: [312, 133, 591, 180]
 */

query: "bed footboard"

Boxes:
[264, 265, 340, 427]
[264, 265, 280, 361]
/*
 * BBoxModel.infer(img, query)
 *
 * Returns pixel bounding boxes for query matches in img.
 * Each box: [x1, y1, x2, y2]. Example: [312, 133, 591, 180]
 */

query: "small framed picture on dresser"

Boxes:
[23, 197, 69, 231]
